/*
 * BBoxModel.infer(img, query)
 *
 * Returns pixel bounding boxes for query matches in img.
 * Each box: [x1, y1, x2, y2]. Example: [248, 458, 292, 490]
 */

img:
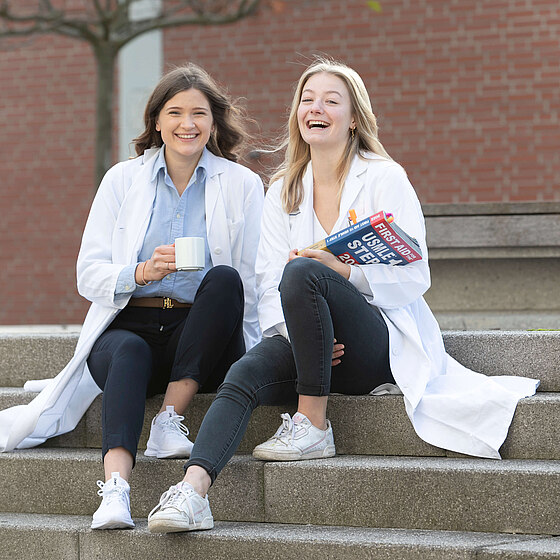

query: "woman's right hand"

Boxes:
[135, 244, 177, 284]
[332, 338, 344, 366]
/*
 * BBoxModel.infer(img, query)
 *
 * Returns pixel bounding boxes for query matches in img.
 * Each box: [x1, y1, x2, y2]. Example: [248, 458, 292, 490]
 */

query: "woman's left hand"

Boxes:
[297, 248, 351, 279]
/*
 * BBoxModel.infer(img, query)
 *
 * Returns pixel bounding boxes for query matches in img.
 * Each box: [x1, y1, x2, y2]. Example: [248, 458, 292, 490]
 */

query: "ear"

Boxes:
[155, 120, 161, 132]
[350, 116, 356, 128]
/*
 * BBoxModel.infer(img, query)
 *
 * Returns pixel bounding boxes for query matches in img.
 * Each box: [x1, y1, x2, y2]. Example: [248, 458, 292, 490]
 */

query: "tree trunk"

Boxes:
[93, 44, 118, 190]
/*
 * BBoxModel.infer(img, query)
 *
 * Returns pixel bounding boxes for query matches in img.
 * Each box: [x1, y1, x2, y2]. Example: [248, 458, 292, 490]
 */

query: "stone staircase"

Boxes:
[1, 330, 559, 559]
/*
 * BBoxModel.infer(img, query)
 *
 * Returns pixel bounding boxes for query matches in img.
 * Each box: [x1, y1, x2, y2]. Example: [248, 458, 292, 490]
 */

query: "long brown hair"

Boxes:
[134, 63, 247, 161]
[271, 57, 392, 213]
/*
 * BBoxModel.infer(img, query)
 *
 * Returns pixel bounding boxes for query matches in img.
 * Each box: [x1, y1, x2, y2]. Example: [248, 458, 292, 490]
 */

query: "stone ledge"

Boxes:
[423, 202, 560, 216]
[2, 514, 554, 560]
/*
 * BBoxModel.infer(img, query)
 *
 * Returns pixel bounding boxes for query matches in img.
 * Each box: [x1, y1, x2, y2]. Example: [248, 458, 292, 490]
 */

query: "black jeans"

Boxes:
[185, 258, 393, 482]
[87, 265, 245, 462]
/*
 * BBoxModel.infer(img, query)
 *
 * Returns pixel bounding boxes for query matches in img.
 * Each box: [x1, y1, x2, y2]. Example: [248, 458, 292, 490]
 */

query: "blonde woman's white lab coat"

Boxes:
[0, 147, 263, 452]
[256, 153, 538, 458]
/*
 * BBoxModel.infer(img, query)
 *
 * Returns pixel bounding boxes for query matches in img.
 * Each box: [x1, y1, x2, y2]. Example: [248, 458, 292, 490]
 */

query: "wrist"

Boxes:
[136, 261, 153, 286]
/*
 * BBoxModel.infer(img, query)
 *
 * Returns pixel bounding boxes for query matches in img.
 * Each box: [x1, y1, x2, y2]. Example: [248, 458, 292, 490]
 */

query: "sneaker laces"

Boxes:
[160, 413, 190, 437]
[269, 413, 301, 447]
[96, 479, 128, 505]
[149, 484, 197, 520]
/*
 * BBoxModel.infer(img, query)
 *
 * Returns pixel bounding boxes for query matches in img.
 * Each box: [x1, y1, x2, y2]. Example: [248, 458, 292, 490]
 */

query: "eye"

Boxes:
[301, 97, 313, 103]
[326, 100, 338, 105]
[168, 110, 180, 115]
[194, 111, 208, 116]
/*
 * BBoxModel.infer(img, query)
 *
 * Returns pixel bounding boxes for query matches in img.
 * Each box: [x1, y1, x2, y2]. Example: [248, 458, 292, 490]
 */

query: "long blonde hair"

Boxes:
[271, 57, 392, 213]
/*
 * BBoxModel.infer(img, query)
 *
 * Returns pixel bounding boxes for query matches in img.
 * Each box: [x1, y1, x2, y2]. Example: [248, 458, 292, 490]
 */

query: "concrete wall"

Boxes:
[424, 202, 560, 329]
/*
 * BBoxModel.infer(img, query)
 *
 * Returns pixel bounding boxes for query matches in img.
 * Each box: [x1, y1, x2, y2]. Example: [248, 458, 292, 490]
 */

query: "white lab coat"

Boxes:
[256, 153, 539, 458]
[0, 147, 264, 452]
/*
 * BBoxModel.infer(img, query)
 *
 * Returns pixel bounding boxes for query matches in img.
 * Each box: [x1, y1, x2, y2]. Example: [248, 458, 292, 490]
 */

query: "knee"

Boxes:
[216, 352, 262, 403]
[279, 257, 320, 301]
[203, 266, 243, 297]
[111, 336, 152, 381]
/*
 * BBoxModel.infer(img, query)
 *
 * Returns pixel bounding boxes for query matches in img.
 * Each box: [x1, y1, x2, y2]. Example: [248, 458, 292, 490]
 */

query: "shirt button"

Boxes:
[176, 213, 181, 219]
[125, 284, 130, 290]
[214, 247, 222, 255]
[392, 347, 399, 356]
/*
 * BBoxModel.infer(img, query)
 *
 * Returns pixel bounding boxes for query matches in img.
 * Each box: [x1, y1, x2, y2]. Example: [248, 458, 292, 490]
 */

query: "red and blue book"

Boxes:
[301, 211, 422, 266]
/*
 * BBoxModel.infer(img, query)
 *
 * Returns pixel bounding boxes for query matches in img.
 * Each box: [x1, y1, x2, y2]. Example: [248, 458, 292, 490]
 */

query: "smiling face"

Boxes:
[155, 88, 213, 166]
[297, 72, 356, 151]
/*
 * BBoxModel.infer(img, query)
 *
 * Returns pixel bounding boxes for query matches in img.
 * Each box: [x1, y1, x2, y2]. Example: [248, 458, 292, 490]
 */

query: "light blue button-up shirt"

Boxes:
[115, 146, 212, 303]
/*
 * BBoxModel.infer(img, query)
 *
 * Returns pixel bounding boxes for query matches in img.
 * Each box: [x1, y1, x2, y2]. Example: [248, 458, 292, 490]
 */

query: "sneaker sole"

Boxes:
[252, 445, 336, 461]
[144, 445, 192, 459]
[91, 518, 135, 530]
[148, 516, 214, 534]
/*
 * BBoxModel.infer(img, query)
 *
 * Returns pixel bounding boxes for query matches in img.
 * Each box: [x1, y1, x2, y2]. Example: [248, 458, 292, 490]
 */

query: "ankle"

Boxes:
[296, 411, 327, 431]
[183, 467, 211, 497]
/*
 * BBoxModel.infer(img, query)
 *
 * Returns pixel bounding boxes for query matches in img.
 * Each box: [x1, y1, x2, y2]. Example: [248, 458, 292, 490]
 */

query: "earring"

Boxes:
[351, 128, 355, 141]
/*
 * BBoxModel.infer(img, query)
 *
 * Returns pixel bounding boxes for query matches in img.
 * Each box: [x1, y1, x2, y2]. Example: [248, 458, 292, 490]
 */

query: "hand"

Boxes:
[332, 338, 344, 367]
[136, 244, 177, 284]
[298, 248, 351, 279]
[287, 249, 302, 262]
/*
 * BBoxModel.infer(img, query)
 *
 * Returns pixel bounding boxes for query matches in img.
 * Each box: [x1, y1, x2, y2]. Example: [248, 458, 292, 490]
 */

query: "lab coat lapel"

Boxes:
[205, 159, 232, 266]
[113, 148, 159, 264]
[336, 155, 368, 230]
[294, 163, 315, 249]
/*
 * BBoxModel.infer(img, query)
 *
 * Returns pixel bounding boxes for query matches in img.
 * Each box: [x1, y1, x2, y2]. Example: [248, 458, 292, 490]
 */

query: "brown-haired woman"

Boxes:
[51, 63, 262, 529]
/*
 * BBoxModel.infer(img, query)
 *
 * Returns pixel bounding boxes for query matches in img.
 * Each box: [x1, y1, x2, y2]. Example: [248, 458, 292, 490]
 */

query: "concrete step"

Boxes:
[1, 389, 558, 460]
[1, 514, 559, 560]
[1, 449, 559, 535]
[0, 330, 557, 389]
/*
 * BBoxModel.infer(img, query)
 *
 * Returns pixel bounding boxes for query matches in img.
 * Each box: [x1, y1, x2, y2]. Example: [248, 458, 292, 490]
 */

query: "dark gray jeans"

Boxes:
[185, 258, 393, 482]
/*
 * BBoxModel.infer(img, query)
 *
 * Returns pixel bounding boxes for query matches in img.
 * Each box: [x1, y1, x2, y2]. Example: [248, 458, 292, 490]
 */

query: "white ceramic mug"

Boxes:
[175, 237, 205, 271]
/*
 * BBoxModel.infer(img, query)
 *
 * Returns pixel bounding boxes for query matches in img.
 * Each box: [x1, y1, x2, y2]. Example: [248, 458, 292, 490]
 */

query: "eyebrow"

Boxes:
[165, 106, 209, 111]
[302, 89, 343, 96]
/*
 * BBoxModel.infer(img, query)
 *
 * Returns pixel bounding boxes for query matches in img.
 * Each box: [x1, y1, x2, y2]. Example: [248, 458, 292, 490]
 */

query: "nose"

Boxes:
[180, 115, 195, 129]
[310, 98, 324, 113]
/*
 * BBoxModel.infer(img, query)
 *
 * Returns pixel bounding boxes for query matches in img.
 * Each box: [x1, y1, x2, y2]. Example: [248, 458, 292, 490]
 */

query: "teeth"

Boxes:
[308, 121, 329, 129]
[177, 134, 197, 139]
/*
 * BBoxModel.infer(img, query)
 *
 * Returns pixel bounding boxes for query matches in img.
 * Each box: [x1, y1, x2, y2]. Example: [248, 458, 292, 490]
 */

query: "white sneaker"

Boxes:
[148, 482, 214, 533]
[144, 405, 194, 459]
[91, 472, 135, 530]
[252, 412, 336, 461]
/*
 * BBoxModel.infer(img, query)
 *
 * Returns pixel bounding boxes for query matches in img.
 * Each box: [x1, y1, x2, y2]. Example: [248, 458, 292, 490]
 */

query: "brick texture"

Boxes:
[0, 0, 559, 325]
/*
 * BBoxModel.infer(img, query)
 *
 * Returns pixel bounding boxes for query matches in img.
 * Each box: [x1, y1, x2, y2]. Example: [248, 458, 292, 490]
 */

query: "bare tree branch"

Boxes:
[0, 0, 264, 186]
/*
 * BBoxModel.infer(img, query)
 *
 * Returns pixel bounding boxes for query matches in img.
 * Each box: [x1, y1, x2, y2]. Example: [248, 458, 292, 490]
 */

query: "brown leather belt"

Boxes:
[127, 297, 192, 309]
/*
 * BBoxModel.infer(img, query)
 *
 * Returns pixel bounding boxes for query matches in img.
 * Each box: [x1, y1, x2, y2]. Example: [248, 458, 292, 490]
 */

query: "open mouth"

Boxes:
[307, 120, 330, 129]
[176, 133, 198, 140]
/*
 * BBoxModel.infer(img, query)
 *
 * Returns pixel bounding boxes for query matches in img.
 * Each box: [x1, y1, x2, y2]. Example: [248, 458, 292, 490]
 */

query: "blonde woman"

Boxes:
[147, 58, 538, 533]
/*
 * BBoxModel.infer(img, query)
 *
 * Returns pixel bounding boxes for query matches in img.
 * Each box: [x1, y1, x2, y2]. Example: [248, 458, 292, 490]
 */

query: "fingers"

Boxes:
[287, 249, 302, 262]
[148, 244, 177, 278]
[332, 338, 344, 367]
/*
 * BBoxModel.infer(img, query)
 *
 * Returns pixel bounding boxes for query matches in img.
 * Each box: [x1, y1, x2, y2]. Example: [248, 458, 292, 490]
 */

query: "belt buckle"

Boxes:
[162, 297, 173, 309]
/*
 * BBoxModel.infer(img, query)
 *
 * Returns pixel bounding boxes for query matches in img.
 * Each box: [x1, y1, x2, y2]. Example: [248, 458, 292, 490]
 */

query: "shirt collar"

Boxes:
[151, 146, 209, 185]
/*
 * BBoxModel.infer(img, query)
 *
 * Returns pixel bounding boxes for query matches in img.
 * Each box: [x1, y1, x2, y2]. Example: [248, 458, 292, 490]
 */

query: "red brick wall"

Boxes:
[164, 0, 560, 203]
[0, 0, 559, 325]
[0, 35, 95, 324]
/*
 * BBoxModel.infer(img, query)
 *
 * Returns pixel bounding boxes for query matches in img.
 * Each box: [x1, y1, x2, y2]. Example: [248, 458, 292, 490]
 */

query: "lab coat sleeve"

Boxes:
[359, 164, 431, 309]
[239, 171, 265, 349]
[256, 182, 292, 335]
[76, 162, 132, 308]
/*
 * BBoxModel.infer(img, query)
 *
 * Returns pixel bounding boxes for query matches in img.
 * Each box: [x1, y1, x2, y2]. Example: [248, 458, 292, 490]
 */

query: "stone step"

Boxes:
[1, 389, 558, 460]
[2, 514, 559, 560]
[1, 449, 559, 535]
[0, 330, 557, 390]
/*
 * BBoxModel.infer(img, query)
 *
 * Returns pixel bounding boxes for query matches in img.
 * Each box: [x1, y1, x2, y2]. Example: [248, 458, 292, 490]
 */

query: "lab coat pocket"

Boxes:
[227, 218, 244, 248]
